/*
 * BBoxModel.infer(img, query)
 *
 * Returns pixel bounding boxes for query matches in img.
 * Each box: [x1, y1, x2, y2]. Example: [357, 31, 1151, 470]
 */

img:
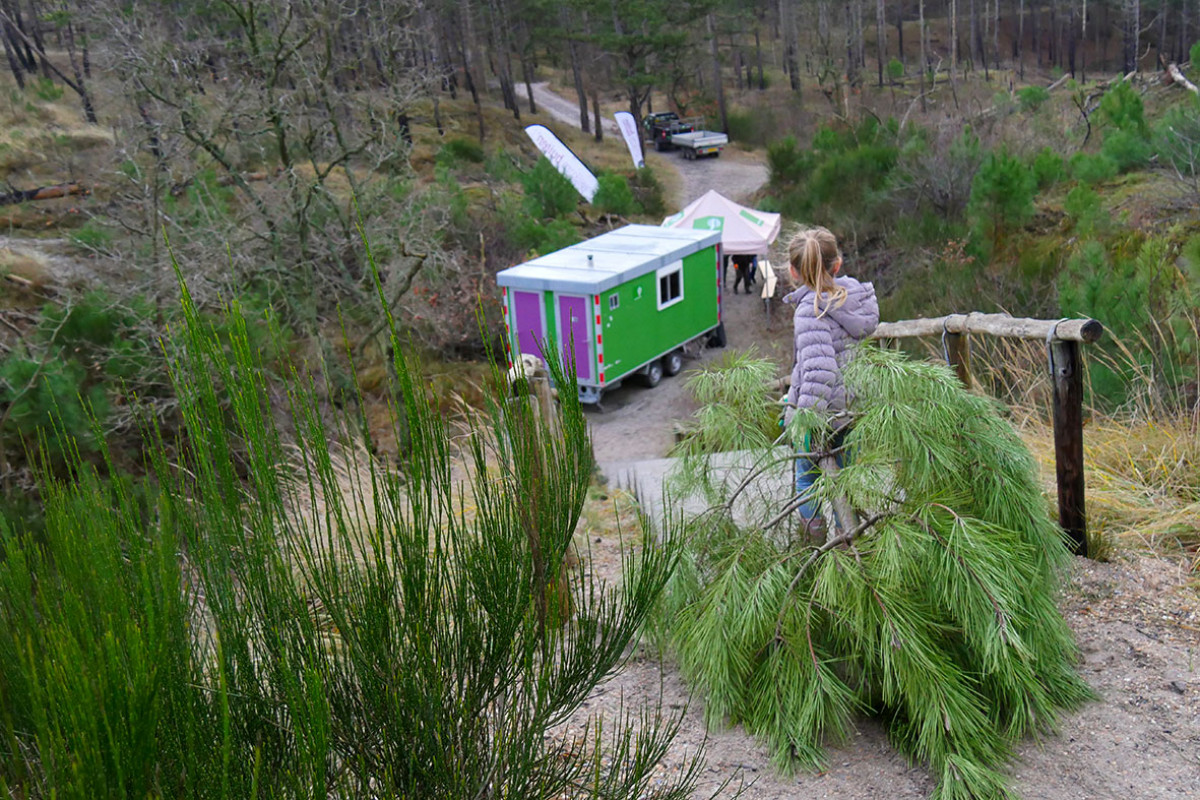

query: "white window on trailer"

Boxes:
[609, 294, 620, 311]
[656, 260, 683, 310]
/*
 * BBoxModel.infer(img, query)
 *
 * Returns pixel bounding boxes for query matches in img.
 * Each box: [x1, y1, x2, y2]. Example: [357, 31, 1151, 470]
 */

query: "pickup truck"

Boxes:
[669, 130, 728, 159]
[642, 111, 699, 151]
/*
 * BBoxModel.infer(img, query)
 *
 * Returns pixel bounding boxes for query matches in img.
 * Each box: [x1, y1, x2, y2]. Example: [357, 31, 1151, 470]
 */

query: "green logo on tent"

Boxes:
[694, 216, 723, 231]
[739, 209, 765, 226]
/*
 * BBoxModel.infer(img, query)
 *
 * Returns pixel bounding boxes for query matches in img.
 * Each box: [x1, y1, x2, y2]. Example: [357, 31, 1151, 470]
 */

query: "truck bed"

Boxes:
[669, 130, 728, 158]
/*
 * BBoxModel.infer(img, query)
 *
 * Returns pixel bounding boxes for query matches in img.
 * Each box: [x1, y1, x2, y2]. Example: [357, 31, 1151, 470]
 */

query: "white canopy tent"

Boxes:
[660, 189, 781, 256]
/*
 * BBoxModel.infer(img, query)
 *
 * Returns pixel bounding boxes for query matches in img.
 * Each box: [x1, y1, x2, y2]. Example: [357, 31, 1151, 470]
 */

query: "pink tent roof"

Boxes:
[661, 189, 781, 256]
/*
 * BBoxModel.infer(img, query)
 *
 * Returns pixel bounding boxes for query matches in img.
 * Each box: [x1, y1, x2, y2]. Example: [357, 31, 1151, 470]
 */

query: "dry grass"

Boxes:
[1020, 416, 1200, 568]
[0, 245, 51, 284]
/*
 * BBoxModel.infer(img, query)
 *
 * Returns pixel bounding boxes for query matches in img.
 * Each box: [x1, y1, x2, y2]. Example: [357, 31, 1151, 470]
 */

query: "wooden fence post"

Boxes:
[944, 332, 972, 387]
[1050, 339, 1087, 556]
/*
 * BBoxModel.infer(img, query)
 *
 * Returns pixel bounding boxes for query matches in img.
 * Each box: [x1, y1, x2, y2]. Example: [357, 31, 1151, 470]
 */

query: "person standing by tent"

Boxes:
[782, 226, 878, 538]
[731, 254, 753, 294]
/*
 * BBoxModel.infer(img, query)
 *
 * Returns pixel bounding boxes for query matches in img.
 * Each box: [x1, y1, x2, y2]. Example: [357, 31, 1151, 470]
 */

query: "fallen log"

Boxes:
[0, 183, 88, 207]
[1167, 63, 1200, 95]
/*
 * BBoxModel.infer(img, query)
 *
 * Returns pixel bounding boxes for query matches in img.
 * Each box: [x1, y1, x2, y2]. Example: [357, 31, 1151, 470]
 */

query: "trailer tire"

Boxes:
[663, 350, 684, 376]
[641, 360, 664, 387]
[707, 323, 727, 348]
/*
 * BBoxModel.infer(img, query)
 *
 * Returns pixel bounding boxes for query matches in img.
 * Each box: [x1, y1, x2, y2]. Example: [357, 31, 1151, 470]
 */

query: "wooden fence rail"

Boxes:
[871, 312, 1104, 558]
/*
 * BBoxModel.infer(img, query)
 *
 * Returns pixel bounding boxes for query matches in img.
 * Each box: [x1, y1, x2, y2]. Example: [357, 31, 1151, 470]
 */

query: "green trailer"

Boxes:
[496, 224, 725, 405]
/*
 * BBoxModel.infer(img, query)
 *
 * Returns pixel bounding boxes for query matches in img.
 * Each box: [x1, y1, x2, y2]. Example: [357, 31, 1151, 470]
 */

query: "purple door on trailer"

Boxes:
[512, 291, 546, 360]
[558, 295, 591, 381]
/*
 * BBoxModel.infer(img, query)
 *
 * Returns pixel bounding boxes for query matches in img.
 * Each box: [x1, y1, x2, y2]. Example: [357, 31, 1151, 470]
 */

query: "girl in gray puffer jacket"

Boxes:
[781, 226, 879, 529]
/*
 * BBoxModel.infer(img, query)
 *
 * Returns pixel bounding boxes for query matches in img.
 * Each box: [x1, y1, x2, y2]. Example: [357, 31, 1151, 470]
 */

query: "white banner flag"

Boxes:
[523, 124, 599, 202]
[613, 112, 645, 169]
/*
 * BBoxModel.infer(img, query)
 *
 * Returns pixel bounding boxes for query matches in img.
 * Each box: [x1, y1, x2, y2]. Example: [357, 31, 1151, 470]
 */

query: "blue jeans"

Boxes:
[795, 427, 848, 522]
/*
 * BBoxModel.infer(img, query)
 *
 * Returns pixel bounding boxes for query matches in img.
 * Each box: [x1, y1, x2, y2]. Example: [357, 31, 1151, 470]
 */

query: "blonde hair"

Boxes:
[787, 226, 847, 317]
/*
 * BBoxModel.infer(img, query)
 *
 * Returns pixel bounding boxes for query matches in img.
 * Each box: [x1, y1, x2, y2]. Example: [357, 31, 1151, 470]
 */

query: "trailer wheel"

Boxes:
[641, 360, 664, 387]
[663, 350, 684, 376]
[707, 323, 727, 348]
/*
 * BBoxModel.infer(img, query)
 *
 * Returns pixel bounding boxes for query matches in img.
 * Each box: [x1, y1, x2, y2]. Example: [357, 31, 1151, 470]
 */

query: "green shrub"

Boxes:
[1069, 151, 1119, 184]
[521, 157, 578, 219]
[68, 219, 114, 253]
[886, 58, 904, 82]
[966, 149, 1036, 256]
[0, 354, 107, 460]
[1154, 100, 1200, 178]
[808, 143, 898, 212]
[1101, 128, 1152, 172]
[1063, 184, 1110, 236]
[32, 76, 64, 102]
[1017, 85, 1051, 112]
[1059, 236, 1195, 407]
[1030, 147, 1066, 189]
[435, 136, 486, 168]
[891, 211, 968, 250]
[1098, 80, 1149, 138]
[628, 166, 666, 217]
[484, 147, 522, 182]
[511, 216, 581, 254]
[592, 172, 638, 217]
[767, 135, 812, 187]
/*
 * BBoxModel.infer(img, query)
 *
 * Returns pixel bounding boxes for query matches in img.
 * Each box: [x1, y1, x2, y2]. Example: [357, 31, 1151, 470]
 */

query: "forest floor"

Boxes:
[522, 82, 1200, 800]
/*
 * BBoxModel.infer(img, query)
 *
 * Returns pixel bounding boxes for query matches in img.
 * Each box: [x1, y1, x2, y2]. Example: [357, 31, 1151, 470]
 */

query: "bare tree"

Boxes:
[89, 0, 436, 325]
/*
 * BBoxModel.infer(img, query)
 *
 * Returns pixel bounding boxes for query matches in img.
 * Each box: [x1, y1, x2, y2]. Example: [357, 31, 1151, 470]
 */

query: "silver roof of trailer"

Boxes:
[496, 224, 721, 294]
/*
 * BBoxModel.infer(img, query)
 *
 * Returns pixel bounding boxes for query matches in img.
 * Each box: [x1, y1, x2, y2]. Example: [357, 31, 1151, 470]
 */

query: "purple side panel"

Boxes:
[558, 295, 591, 381]
[513, 291, 545, 358]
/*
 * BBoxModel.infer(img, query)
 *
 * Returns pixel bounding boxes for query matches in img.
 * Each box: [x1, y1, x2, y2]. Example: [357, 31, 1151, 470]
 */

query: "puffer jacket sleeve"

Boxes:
[826, 278, 879, 340]
[786, 323, 838, 416]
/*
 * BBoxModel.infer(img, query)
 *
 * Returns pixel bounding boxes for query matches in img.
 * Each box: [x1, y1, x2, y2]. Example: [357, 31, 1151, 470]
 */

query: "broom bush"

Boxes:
[0, 276, 700, 798]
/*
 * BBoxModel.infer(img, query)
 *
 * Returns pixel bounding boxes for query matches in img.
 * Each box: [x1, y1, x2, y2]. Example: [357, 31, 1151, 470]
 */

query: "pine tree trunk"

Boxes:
[896, 0, 904, 65]
[756, 25, 765, 89]
[1034, 0, 1042, 67]
[992, 0, 1000, 68]
[708, 13, 728, 132]
[1157, 1, 1168, 69]
[1017, 0, 1025, 77]
[876, 0, 885, 85]
[63, 22, 95, 125]
[79, 21, 88, 79]
[1069, 5, 1077, 75]
[592, 86, 603, 142]
[1123, 0, 1139, 74]
[952, 0, 958, 80]
[969, 0, 979, 69]
[567, 36, 589, 133]
[919, 0, 926, 110]
[1080, 0, 1087, 81]
[24, 0, 50, 80]
[0, 23, 22, 89]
